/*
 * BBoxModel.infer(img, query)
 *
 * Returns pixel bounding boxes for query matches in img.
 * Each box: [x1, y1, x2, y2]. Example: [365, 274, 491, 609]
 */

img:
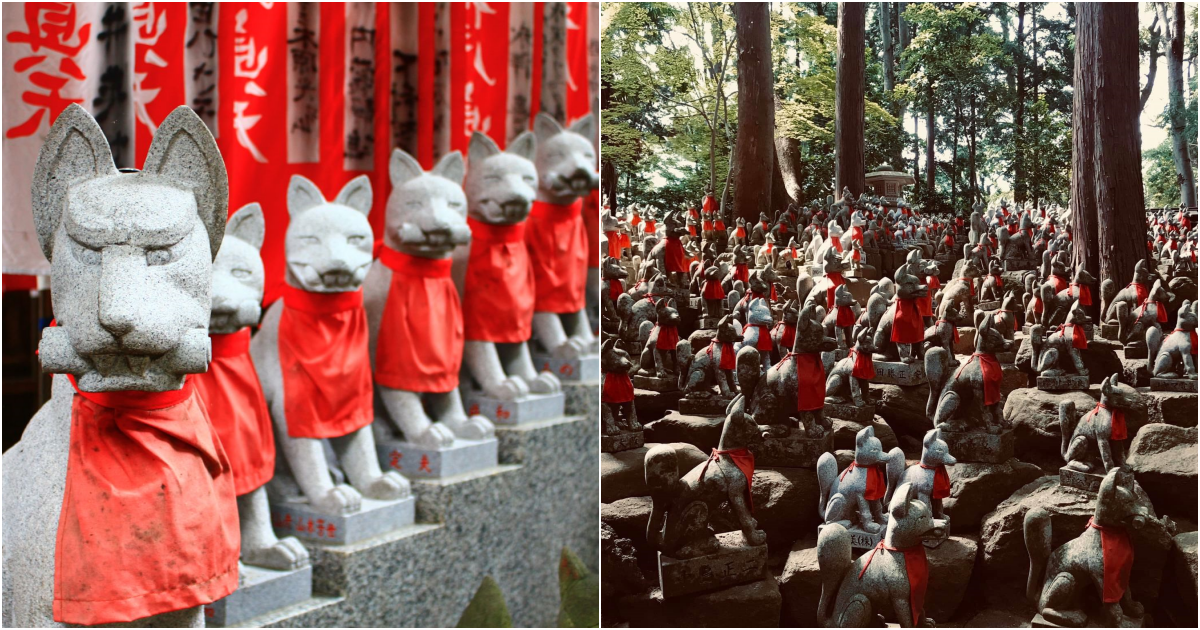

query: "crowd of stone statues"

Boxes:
[2, 104, 599, 627]
[600, 185, 1197, 627]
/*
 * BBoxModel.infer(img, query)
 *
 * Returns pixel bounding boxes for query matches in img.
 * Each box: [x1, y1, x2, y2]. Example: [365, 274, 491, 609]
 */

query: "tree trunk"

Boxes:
[776, 135, 804, 202]
[951, 96, 960, 208]
[969, 96, 977, 202]
[1085, 3, 1149, 291]
[1015, 2, 1027, 203]
[912, 113, 920, 194]
[925, 85, 935, 192]
[772, 143, 795, 211]
[1164, 2, 1197, 207]
[1071, 1, 1099, 319]
[732, 2, 775, 221]
[879, 2, 894, 92]
[835, 2, 867, 196]
[1140, 13, 1161, 113]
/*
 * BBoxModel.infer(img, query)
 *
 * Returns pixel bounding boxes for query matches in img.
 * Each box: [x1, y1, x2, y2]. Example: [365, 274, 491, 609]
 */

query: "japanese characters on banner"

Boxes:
[2, 2, 599, 302]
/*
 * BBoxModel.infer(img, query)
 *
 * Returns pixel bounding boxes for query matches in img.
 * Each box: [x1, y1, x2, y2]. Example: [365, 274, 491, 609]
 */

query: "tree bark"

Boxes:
[1014, 2, 1027, 203]
[925, 85, 935, 192]
[1085, 3, 1149, 291]
[1071, 1, 1099, 318]
[836, 2, 867, 196]
[776, 135, 803, 202]
[733, 2, 775, 221]
[771, 143, 795, 211]
[879, 2, 894, 92]
[1163, 2, 1197, 207]
[912, 113, 921, 194]
[1140, 13, 1161, 113]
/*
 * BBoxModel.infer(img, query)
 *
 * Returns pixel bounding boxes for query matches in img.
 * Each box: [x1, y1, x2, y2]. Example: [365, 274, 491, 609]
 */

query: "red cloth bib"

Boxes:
[891, 298, 925, 344]
[702, 448, 756, 511]
[921, 463, 951, 499]
[826, 272, 846, 307]
[703, 280, 726, 300]
[664, 235, 689, 273]
[193, 328, 274, 495]
[1032, 296, 1044, 314]
[702, 194, 715, 215]
[937, 320, 960, 343]
[851, 225, 864, 243]
[840, 461, 886, 500]
[735, 226, 747, 239]
[831, 237, 844, 253]
[774, 322, 797, 351]
[714, 220, 726, 231]
[1089, 402, 1127, 441]
[601, 371, 634, 403]
[630, 214, 641, 228]
[954, 352, 1001, 406]
[849, 348, 875, 380]
[584, 190, 600, 268]
[708, 340, 736, 370]
[703, 220, 714, 231]
[836, 305, 856, 327]
[526, 198, 588, 313]
[655, 324, 680, 350]
[279, 286, 374, 438]
[375, 248, 463, 393]
[688, 224, 697, 237]
[1049, 274, 1069, 293]
[608, 278, 624, 300]
[643, 220, 656, 234]
[463, 219, 534, 344]
[605, 230, 622, 258]
[744, 322, 773, 351]
[1088, 518, 1134, 604]
[956, 277, 975, 297]
[1173, 328, 1197, 355]
[1059, 323, 1088, 350]
[733, 263, 749, 284]
[55, 380, 239, 625]
[795, 352, 826, 411]
[1069, 283, 1092, 306]
[858, 541, 929, 626]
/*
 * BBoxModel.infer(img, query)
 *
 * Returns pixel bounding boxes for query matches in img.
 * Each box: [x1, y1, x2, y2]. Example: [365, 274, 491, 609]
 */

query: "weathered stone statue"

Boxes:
[887, 428, 956, 530]
[823, 284, 860, 350]
[939, 255, 984, 324]
[747, 303, 837, 438]
[1057, 375, 1141, 490]
[252, 174, 409, 514]
[817, 482, 947, 627]
[194, 203, 308, 571]
[816, 427, 904, 537]
[824, 327, 877, 408]
[876, 249, 936, 365]
[1030, 299, 1092, 390]
[678, 314, 741, 402]
[637, 298, 682, 379]
[647, 209, 691, 290]
[527, 113, 599, 358]
[601, 336, 642, 452]
[458, 131, 563, 403]
[1146, 300, 1198, 387]
[1024, 468, 1149, 627]
[600, 256, 627, 332]
[741, 296, 776, 371]
[4, 104, 235, 626]
[926, 313, 1016, 433]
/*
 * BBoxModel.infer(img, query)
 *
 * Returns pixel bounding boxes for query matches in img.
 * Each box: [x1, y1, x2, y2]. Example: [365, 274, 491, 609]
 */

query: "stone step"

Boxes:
[233, 596, 344, 628]
[564, 380, 600, 418]
[206, 564, 313, 627]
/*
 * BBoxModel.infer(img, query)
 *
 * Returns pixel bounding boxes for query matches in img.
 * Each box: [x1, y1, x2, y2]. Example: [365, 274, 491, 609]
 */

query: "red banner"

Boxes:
[132, 2, 187, 168]
[451, 2, 510, 152]
[565, 2, 589, 122]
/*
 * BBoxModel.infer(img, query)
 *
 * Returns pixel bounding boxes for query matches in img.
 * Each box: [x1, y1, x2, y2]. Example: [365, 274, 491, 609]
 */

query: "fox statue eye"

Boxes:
[146, 247, 173, 266]
[70, 239, 101, 266]
[231, 268, 252, 280]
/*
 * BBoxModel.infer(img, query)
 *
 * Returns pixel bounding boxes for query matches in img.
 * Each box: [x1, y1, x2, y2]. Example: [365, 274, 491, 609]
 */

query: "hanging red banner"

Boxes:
[565, 2, 589, 122]
[451, 2, 510, 152]
[132, 2, 187, 168]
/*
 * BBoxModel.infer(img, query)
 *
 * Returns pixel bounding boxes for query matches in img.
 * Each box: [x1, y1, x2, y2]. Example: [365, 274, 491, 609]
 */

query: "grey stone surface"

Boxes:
[632, 374, 680, 392]
[1037, 375, 1090, 391]
[753, 429, 835, 468]
[602, 430, 645, 453]
[1149, 377, 1198, 392]
[1058, 467, 1104, 493]
[270, 496, 415, 545]
[873, 360, 928, 385]
[1003, 386, 1151, 470]
[462, 389, 565, 425]
[679, 395, 732, 416]
[830, 415, 898, 452]
[1141, 390, 1198, 428]
[205, 565, 313, 627]
[643, 411, 723, 453]
[1126, 423, 1198, 520]
[634, 388, 685, 423]
[940, 429, 1014, 463]
[377, 437, 499, 479]
[563, 380, 600, 418]
[658, 531, 767, 598]
[825, 402, 875, 424]
[261, 413, 598, 627]
[532, 351, 600, 382]
[615, 573, 781, 628]
[942, 459, 1044, 532]
[817, 522, 882, 550]
[876, 382, 935, 437]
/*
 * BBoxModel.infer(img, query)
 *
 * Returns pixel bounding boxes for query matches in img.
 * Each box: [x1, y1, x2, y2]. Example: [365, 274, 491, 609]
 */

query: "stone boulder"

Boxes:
[711, 467, 819, 551]
[1142, 390, 1198, 428]
[978, 476, 1175, 611]
[600, 497, 652, 547]
[1016, 337, 1123, 386]
[617, 574, 782, 627]
[633, 388, 684, 424]
[601, 443, 707, 503]
[600, 522, 649, 601]
[876, 383, 933, 438]
[831, 415, 898, 452]
[1127, 424, 1198, 521]
[1002, 386, 1149, 470]
[942, 459, 1044, 533]
[1160, 531, 1198, 627]
[643, 411, 723, 453]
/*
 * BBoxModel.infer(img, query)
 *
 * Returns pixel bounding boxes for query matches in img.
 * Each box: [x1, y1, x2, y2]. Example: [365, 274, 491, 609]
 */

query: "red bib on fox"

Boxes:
[463, 219, 534, 344]
[526, 198, 588, 313]
[376, 248, 463, 393]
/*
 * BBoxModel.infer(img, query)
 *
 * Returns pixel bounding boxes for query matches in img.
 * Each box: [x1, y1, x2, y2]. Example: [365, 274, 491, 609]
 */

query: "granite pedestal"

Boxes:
[563, 380, 600, 418]
[976, 299, 1001, 312]
[940, 429, 1014, 464]
[1123, 343, 1148, 360]
[205, 564, 313, 627]
[1037, 375, 1091, 391]
[463, 390, 565, 426]
[602, 429, 645, 453]
[633, 374, 680, 393]
[657, 531, 768, 598]
[377, 437, 499, 480]
[698, 316, 722, 329]
[753, 429, 835, 468]
[679, 395, 732, 416]
[270, 496, 416, 545]
[824, 402, 875, 424]
[532, 351, 600, 382]
[1059, 467, 1105, 493]
[872, 361, 927, 386]
[1150, 378, 1198, 393]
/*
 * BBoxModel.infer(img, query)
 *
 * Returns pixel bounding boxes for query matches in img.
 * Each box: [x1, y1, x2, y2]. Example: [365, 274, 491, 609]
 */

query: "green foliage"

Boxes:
[556, 547, 599, 628]
[456, 576, 512, 628]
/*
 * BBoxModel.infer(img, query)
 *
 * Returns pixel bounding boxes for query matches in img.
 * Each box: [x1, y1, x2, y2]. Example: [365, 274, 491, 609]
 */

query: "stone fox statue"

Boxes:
[253, 174, 409, 517]
[457, 131, 562, 401]
[825, 327, 877, 407]
[526, 112, 599, 359]
[4, 104, 236, 627]
[1024, 468, 1151, 627]
[365, 149, 495, 446]
[887, 428, 956, 527]
[1147, 300, 1198, 379]
[601, 336, 641, 437]
[638, 298, 682, 378]
[816, 427, 905, 534]
[677, 314, 741, 397]
[925, 313, 1017, 433]
[600, 255, 627, 332]
[1029, 300, 1091, 378]
[1058, 374, 1141, 475]
[645, 349, 767, 558]
[195, 203, 309, 572]
[747, 303, 837, 437]
[817, 483, 948, 628]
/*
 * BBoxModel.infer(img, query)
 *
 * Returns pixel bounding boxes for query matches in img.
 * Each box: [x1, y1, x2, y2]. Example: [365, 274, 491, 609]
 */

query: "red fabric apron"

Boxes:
[1058, 323, 1088, 350]
[703, 280, 726, 300]
[55, 380, 239, 625]
[375, 248, 463, 393]
[714, 220, 726, 231]
[688, 224, 697, 237]
[936, 320, 960, 343]
[1136, 299, 1169, 324]
[526, 198, 588, 313]
[858, 541, 929, 626]
[831, 237, 843, 253]
[701, 448, 756, 511]
[702, 194, 715, 216]
[1087, 402, 1127, 441]
[849, 348, 875, 379]
[1067, 282, 1092, 305]
[918, 276, 941, 317]
[608, 278, 625, 301]
[954, 352, 1001, 406]
[835, 305, 856, 327]
[702, 220, 713, 231]
[605, 230, 622, 258]
[463, 219, 534, 344]
[279, 286, 373, 438]
[733, 264, 750, 284]
[630, 214, 641, 228]
[655, 324, 680, 350]
[643, 220, 657, 235]
[743, 323, 773, 351]
[826, 272, 846, 307]
[584, 190, 600, 268]
[601, 371, 634, 403]
[794, 352, 825, 411]
[707, 340, 736, 370]
[664, 235, 689, 272]
[956, 277, 975, 297]
[735, 226, 746, 239]
[774, 322, 797, 351]
[920, 463, 951, 499]
[1172, 328, 1197, 355]
[1048, 275, 1068, 293]
[851, 225, 864, 244]
[193, 328, 274, 495]
[840, 461, 886, 500]
[1088, 518, 1134, 603]
[891, 298, 925, 344]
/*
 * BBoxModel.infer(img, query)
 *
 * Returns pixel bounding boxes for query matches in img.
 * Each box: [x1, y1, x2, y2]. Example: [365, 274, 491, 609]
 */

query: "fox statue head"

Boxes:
[464, 130, 538, 225]
[285, 174, 374, 291]
[385, 149, 470, 259]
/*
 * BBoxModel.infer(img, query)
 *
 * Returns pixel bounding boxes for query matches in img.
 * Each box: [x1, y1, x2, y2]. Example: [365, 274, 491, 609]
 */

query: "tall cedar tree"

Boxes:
[836, 3, 867, 196]
[733, 3, 775, 221]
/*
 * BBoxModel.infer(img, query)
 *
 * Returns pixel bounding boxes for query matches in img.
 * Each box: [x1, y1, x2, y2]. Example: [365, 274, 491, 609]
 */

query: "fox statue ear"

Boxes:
[889, 482, 915, 520]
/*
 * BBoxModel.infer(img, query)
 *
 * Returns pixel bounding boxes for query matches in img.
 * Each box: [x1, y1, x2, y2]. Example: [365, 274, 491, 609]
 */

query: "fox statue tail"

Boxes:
[1024, 507, 1052, 604]
[816, 523, 853, 627]
[676, 339, 693, 392]
[816, 451, 838, 520]
[924, 346, 951, 419]
[1058, 400, 1077, 462]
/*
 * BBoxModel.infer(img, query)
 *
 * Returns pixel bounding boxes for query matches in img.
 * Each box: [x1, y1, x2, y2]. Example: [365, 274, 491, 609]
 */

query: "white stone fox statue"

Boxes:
[4, 104, 236, 627]
[365, 149, 496, 447]
[252, 175, 409, 516]
[458, 131, 561, 400]
[526, 112, 600, 358]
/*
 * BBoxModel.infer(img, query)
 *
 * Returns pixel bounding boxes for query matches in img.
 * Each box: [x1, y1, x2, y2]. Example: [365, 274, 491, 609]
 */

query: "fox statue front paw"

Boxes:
[312, 484, 363, 515]
[363, 471, 411, 500]
[485, 377, 528, 401]
[411, 423, 456, 448]
[528, 370, 562, 394]
[445, 414, 495, 440]
[243, 537, 310, 571]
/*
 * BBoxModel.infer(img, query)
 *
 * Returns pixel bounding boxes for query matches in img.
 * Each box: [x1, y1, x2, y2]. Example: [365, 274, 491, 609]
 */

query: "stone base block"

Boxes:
[1124, 343, 1148, 360]
[679, 395, 731, 416]
[977, 299, 1001, 312]
[617, 574, 781, 628]
[824, 402, 875, 424]
[204, 564, 312, 627]
[940, 429, 1014, 464]
[378, 437, 498, 480]
[1150, 378, 1198, 393]
[754, 429, 835, 468]
[996, 350, 1017, 364]
[818, 523, 883, 551]
[698, 316, 722, 329]
[602, 429, 645, 453]
[563, 380, 599, 418]
[1031, 612, 1143, 628]
[1037, 375, 1091, 391]
[658, 531, 768, 598]
[271, 496, 415, 546]
[1003, 258, 1037, 272]
[689, 296, 702, 310]
[872, 361, 927, 386]
[1059, 467, 1105, 493]
[953, 327, 977, 355]
[463, 390, 565, 426]
[532, 351, 599, 382]
[633, 374, 680, 393]
[1100, 323, 1120, 341]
